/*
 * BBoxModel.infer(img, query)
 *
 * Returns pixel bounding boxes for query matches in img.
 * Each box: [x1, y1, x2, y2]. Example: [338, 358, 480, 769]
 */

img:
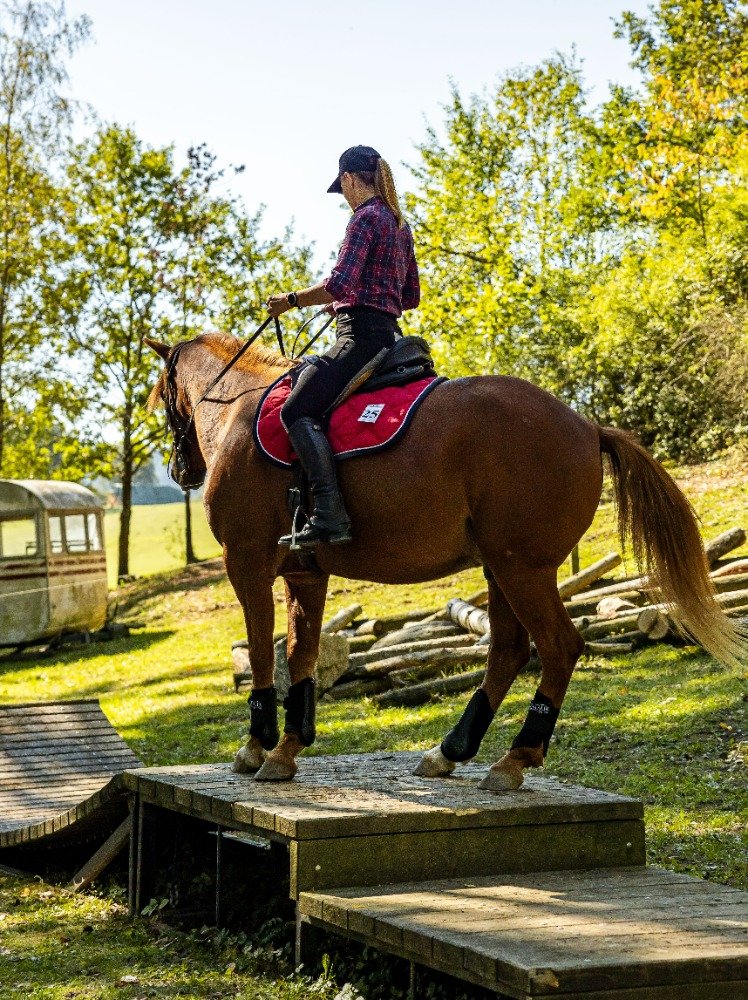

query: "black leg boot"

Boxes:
[283, 677, 316, 747]
[279, 417, 352, 549]
[248, 687, 279, 750]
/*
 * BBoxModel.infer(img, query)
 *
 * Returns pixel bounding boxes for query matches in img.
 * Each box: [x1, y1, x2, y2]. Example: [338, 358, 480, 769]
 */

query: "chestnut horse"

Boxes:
[147, 333, 744, 788]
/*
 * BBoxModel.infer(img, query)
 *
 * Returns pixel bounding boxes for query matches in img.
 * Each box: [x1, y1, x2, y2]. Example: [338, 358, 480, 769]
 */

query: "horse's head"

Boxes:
[146, 339, 208, 490]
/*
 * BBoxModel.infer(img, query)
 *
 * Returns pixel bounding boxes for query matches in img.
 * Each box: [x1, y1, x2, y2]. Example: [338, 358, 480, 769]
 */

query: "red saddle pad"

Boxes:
[253, 372, 446, 468]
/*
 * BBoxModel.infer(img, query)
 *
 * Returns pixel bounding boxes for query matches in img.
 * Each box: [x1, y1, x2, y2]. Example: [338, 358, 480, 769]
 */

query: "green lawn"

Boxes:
[1, 451, 746, 999]
[103, 500, 221, 586]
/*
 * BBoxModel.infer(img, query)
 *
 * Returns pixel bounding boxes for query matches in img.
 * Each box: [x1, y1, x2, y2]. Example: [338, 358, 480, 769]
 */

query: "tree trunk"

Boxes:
[184, 489, 196, 564]
[118, 403, 133, 580]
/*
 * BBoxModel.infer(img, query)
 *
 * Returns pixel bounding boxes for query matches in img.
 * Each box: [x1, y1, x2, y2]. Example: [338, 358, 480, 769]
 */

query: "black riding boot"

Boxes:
[279, 417, 352, 549]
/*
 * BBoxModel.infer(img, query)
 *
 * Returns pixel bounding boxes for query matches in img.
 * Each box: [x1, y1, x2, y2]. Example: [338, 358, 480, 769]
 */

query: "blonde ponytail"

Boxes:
[374, 158, 405, 228]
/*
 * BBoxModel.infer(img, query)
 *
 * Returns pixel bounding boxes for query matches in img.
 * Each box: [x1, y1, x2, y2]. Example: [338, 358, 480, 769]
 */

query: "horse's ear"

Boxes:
[145, 338, 171, 361]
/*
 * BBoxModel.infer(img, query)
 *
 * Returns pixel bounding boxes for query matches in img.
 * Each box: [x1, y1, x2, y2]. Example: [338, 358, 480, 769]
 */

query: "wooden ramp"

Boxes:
[0, 700, 142, 848]
[299, 868, 748, 999]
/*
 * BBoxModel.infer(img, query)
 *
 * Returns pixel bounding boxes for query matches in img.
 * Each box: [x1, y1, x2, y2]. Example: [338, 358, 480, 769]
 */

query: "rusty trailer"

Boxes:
[0, 480, 108, 648]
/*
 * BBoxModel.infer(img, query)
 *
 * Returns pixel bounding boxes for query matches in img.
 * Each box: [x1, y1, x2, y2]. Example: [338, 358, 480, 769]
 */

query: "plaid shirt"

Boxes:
[324, 197, 420, 317]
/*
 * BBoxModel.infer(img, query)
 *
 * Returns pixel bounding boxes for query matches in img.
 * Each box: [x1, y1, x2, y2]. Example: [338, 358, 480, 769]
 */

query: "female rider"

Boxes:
[266, 145, 420, 549]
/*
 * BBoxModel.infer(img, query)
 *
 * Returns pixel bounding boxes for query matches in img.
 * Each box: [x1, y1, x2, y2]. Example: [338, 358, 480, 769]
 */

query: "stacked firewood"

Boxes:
[316, 527, 747, 708]
[232, 527, 746, 704]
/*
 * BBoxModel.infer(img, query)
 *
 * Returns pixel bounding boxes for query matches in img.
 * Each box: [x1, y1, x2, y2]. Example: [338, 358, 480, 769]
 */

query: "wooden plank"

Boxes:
[68, 816, 132, 891]
[289, 819, 645, 896]
[300, 871, 748, 997]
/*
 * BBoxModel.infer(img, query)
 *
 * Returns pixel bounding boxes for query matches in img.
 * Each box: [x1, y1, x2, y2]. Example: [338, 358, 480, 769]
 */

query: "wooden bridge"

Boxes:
[123, 751, 748, 999]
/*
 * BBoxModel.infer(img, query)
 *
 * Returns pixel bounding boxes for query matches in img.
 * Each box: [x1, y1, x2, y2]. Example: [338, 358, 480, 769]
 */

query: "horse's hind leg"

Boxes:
[415, 573, 530, 777]
[479, 567, 584, 792]
[255, 570, 328, 782]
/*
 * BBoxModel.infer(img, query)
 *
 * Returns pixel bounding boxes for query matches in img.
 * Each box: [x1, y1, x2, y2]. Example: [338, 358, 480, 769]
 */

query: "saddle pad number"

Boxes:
[358, 403, 385, 423]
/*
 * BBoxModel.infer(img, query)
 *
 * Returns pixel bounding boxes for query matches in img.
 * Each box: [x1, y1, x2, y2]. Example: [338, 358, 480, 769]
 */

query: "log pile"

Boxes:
[233, 527, 747, 705]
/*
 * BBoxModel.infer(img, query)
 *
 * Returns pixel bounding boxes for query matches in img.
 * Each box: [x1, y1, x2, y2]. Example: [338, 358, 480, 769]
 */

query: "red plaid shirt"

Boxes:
[324, 197, 420, 317]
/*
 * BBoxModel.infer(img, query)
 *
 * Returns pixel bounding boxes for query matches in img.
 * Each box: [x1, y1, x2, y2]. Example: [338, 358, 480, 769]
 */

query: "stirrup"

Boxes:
[278, 505, 351, 550]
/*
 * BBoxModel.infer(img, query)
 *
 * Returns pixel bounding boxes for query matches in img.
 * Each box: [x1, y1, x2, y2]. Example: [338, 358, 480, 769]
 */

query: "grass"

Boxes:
[103, 501, 221, 587]
[1, 449, 747, 998]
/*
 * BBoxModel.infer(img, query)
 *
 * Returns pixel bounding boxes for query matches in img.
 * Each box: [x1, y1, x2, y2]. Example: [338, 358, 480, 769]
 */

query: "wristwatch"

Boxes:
[286, 291, 298, 307]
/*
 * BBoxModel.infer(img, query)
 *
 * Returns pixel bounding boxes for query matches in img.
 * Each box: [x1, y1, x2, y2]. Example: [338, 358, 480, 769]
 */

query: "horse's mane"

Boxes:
[147, 332, 296, 411]
[198, 332, 296, 376]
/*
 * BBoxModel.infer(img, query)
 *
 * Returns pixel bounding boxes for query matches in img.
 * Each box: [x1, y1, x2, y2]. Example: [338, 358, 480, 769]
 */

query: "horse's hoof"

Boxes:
[478, 762, 524, 792]
[414, 745, 457, 778]
[254, 755, 298, 782]
[232, 742, 266, 774]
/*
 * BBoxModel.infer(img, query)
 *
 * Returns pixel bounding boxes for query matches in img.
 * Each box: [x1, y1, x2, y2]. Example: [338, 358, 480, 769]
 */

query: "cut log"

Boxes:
[347, 634, 379, 653]
[322, 676, 391, 701]
[726, 603, 748, 619]
[568, 565, 748, 612]
[388, 648, 488, 686]
[373, 668, 485, 708]
[348, 633, 478, 670]
[596, 597, 638, 619]
[354, 608, 439, 637]
[557, 552, 622, 599]
[705, 527, 746, 566]
[369, 622, 463, 650]
[637, 607, 670, 641]
[464, 587, 489, 607]
[582, 588, 748, 642]
[712, 558, 748, 578]
[585, 641, 635, 656]
[582, 610, 648, 640]
[446, 598, 491, 636]
[349, 645, 487, 681]
[321, 604, 363, 634]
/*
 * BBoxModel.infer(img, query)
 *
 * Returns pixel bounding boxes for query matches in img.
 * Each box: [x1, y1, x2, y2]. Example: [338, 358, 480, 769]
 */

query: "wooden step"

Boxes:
[123, 752, 646, 896]
[299, 867, 748, 998]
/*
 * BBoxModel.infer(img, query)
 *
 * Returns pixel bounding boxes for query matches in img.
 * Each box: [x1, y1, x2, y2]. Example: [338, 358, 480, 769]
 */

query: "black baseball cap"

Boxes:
[327, 145, 381, 193]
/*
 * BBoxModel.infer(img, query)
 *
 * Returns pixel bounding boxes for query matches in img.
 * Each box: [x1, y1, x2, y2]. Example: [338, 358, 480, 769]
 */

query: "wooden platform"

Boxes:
[124, 752, 645, 897]
[0, 700, 141, 848]
[299, 867, 748, 999]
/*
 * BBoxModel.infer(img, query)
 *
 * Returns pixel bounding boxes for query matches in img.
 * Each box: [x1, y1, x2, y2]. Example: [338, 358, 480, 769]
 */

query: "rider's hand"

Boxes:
[266, 294, 292, 318]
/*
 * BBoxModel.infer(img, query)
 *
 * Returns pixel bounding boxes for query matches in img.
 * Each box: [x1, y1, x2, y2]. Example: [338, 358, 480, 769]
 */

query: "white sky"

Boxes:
[63, 0, 649, 273]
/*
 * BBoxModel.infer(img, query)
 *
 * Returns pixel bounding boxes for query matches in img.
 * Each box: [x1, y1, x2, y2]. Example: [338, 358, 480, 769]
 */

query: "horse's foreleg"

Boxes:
[415, 574, 530, 777]
[255, 571, 328, 782]
[480, 568, 584, 792]
[228, 562, 278, 775]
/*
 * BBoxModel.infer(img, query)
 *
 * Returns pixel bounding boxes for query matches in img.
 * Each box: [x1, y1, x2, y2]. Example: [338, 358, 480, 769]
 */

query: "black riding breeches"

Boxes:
[280, 308, 400, 428]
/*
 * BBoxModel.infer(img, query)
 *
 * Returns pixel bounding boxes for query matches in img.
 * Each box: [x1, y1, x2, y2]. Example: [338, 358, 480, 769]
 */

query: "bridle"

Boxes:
[162, 309, 335, 489]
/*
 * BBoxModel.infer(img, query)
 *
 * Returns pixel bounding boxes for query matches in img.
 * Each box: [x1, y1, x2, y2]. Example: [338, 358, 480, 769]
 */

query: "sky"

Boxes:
[63, 0, 650, 273]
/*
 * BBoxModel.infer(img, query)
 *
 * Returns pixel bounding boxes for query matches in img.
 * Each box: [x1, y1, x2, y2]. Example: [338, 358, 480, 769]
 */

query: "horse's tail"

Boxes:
[598, 425, 746, 668]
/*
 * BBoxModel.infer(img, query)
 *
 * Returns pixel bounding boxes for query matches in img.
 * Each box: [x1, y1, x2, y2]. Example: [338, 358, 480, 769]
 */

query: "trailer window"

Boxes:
[0, 516, 38, 558]
[64, 514, 87, 553]
[87, 513, 102, 551]
[49, 515, 64, 554]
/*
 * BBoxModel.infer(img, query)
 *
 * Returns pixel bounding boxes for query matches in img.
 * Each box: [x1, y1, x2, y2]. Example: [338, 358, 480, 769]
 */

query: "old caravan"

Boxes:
[0, 480, 108, 647]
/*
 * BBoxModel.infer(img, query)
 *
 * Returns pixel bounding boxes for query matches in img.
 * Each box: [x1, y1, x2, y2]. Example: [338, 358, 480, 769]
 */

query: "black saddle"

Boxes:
[361, 335, 436, 392]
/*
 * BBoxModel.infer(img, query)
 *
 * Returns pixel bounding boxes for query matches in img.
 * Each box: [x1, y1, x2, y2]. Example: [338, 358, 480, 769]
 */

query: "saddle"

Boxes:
[305, 335, 437, 414]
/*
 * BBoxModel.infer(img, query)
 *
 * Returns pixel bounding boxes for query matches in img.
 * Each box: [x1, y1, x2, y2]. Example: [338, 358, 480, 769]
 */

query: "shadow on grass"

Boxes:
[0, 629, 176, 675]
[117, 557, 226, 614]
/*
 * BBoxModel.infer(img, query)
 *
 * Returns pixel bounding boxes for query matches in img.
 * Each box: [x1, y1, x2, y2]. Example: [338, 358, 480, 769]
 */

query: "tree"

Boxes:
[0, 1, 90, 474]
[575, 0, 748, 457]
[64, 125, 314, 578]
[408, 56, 613, 403]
